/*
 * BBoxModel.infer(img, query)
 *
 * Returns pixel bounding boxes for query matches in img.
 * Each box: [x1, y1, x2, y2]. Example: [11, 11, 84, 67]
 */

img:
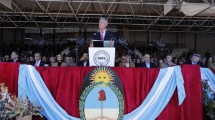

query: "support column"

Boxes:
[21, 28, 24, 44]
[79, 26, 81, 36]
[40, 28, 43, 43]
[0, 28, 2, 45]
[52, 28, 56, 45]
[84, 27, 87, 41]
[176, 32, 179, 48]
[15, 28, 17, 44]
[147, 31, 149, 44]
[194, 32, 197, 51]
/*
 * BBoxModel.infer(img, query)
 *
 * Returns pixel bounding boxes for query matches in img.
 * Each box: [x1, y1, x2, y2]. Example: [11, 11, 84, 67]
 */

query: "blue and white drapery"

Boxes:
[200, 68, 215, 98]
[18, 65, 79, 120]
[201, 68, 215, 91]
[123, 66, 185, 120]
[18, 65, 186, 120]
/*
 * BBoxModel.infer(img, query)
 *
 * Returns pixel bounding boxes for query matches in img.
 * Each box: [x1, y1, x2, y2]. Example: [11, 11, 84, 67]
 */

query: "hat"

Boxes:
[192, 53, 200, 57]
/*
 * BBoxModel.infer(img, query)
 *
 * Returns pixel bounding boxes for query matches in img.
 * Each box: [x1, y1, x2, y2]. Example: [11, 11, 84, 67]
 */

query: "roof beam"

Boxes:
[35, 1, 60, 27]
[67, 1, 80, 26]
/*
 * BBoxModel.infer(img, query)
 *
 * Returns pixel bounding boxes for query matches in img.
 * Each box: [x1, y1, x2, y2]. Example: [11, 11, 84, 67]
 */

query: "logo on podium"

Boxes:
[89, 47, 115, 67]
[94, 50, 110, 66]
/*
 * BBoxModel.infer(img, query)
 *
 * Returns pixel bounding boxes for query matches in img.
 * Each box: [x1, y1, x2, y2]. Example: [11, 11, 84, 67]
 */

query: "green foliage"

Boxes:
[202, 81, 215, 120]
[0, 83, 43, 119]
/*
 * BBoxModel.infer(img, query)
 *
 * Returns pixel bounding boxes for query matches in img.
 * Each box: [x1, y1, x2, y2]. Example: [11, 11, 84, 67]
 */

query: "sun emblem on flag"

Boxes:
[90, 67, 115, 84]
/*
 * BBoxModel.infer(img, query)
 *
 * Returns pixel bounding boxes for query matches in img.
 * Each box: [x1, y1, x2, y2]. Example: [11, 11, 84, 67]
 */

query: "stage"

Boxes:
[0, 63, 207, 120]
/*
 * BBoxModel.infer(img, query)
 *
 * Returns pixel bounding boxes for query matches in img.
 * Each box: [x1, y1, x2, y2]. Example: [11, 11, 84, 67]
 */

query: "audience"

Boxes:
[77, 53, 89, 66]
[164, 54, 176, 67]
[138, 54, 157, 68]
[0, 43, 214, 69]
[65, 56, 75, 66]
[52, 54, 66, 67]
[8, 51, 22, 63]
[32, 52, 45, 67]
[205, 56, 215, 69]
[186, 53, 204, 67]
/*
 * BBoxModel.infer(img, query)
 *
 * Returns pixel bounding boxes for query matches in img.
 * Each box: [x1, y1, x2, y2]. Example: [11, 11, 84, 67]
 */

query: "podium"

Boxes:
[89, 47, 115, 67]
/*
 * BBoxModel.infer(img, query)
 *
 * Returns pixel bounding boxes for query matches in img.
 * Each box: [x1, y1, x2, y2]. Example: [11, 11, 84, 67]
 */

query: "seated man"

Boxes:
[32, 52, 46, 67]
[77, 53, 89, 67]
[138, 54, 157, 68]
[186, 53, 204, 67]
[8, 51, 23, 63]
[164, 54, 176, 67]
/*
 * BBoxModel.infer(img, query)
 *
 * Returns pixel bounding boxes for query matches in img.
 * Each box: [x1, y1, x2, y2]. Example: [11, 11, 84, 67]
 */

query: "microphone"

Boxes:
[88, 31, 98, 40]
[75, 37, 85, 45]
[118, 36, 128, 46]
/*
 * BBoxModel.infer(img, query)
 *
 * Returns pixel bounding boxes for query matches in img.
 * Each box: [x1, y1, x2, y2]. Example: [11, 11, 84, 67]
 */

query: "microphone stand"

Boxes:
[71, 38, 85, 65]
[117, 39, 134, 67]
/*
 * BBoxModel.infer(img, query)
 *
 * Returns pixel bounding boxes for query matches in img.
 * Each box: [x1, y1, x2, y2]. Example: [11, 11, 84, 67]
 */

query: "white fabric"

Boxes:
[28, 66, 68, 119]
[0, 0, 13, 10]
[179, 1, 215, 16]
[164, 0, 174, 15]
[132, 67, 174, 120]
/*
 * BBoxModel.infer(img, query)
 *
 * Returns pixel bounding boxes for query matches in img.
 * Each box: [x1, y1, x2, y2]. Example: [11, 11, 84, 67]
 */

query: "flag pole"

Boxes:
[101, 101, 103, 119]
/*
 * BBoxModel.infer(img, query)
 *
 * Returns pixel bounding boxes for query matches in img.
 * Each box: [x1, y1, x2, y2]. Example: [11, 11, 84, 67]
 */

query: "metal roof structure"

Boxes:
[0, 0, 215, 32]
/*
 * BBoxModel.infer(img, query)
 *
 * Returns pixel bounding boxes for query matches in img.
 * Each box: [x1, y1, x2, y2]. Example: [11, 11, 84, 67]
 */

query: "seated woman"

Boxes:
[52, 54, 66, 67]
[205, 56, 215, 69]
[118, 55, 135, 67]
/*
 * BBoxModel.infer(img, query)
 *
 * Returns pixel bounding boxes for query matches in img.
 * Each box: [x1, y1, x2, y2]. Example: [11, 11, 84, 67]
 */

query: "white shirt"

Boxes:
[145, 62, 150, 68]
[35, 60, 41, 66]
[83, 61, 87, 67]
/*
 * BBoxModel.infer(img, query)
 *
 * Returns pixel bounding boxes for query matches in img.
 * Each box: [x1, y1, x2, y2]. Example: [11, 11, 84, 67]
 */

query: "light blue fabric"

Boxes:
[201, 68, 215, 91]
[18, 65, 80, 120]
[123, 66, 186, 120]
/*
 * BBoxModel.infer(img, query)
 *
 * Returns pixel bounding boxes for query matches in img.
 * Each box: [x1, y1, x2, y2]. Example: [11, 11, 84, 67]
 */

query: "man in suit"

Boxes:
[138, 54, 157, 68]
[77, 53, 89, 67]
[8, 51, 23, 63]
[164, 54, 176, 67]
[186, 53, 204, 67]
[91, 17, 115, 47]
[32, 52, 45, 67]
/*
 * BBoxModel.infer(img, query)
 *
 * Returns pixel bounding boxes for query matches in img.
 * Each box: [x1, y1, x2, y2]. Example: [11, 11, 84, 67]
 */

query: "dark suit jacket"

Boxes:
[77, 60, 89, 66]
[31, 61, 46, 66]
[185, 61, 205, 67]
[8, 59, 23, 63]
[92, 31, 115, 41]
[138, 62, 157, 68]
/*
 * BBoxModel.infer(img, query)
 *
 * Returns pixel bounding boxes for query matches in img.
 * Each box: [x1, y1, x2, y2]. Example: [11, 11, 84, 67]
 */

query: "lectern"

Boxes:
[89, 40, 115, 67]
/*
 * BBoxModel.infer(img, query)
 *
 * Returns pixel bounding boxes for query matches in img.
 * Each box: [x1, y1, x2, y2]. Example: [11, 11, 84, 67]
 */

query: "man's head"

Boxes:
[49, 56, 56, 63]
[11, 51, 19, 60]
[4, 55, 10, 61]
[99, 17, 108, 31]
[82, 53, 88, 61]
[144, 54, 150, 63]
[141, 56, 145, 63]
[56, 54, 63, 61]
[34, 52, 41, 61]
[191, 54, 200, 63]
[166, 54, 173, 63]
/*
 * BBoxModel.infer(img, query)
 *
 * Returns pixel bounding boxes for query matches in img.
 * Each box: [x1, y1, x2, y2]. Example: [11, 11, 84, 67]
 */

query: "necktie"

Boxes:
[100, 32, 104, 40]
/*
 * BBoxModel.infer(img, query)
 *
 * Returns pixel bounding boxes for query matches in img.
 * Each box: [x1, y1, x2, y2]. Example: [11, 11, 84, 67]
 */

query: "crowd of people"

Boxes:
[0, 42, 214, 70]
